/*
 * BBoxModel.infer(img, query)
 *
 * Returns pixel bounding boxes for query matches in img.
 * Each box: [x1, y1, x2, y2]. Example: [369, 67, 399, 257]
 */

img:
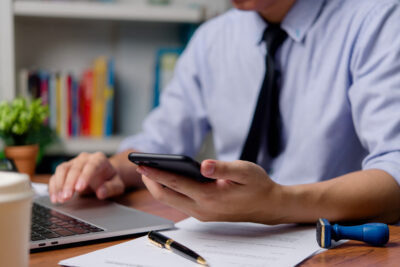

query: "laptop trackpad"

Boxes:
[34, 196, 171, 231]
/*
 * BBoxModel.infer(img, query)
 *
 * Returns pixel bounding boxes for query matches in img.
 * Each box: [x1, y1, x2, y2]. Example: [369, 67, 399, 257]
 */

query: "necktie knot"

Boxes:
[263, 24, 287, 58]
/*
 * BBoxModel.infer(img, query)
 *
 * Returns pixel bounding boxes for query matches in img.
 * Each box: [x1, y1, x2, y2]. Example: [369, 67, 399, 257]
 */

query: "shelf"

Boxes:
[14, 0, 205, 23]
[46, 136, 126, 156]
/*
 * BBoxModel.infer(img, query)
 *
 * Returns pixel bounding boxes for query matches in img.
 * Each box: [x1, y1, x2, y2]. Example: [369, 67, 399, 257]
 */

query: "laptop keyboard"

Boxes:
[31, 203, 104, 242]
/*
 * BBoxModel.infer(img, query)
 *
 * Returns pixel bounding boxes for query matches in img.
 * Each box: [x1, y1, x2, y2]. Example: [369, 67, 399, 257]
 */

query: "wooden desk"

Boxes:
[30, 176, 400, 267]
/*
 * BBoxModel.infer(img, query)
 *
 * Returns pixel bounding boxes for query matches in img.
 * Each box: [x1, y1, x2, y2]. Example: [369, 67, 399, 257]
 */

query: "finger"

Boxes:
[61, 160, 87, 202]
[142, 175, 196, 213]
[53, 162, 72, 202]
[201, 159, 259, 184]
[75, 153, 114, 193]
[137, 166, 212, 198]
[95, 175, 125, 200]
[48, 175, 58, 203]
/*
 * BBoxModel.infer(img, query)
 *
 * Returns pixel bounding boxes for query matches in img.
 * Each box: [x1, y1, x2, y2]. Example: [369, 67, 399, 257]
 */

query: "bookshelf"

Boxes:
[0, 0, 229, 155]
[46, 136, 125, 156]
[13, 0, 204, 23]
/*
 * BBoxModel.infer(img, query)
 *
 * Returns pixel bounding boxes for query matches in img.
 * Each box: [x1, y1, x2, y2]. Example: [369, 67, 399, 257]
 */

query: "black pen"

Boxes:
[147, 231, 208, 266]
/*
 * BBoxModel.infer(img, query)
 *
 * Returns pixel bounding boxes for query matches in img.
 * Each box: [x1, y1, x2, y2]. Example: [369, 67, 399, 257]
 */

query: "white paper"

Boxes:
[32, 182, 49, 198]
[60, 217, 323, 267]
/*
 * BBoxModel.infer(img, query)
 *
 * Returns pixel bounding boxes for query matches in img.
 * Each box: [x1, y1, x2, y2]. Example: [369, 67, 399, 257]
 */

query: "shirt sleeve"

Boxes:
[349, 2, 400, 185]
[118, 25, 211, 157]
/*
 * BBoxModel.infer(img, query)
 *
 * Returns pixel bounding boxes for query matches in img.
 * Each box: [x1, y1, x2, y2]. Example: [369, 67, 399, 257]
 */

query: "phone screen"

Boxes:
[128, 153, 213, 183]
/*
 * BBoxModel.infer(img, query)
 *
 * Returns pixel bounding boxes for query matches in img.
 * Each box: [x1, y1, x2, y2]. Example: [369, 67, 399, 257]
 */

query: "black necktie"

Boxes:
[240, 24, 287, 163]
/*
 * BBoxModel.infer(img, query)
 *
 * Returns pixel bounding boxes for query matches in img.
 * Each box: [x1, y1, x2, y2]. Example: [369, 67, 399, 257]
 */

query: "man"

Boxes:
[49, 0, 400, 224]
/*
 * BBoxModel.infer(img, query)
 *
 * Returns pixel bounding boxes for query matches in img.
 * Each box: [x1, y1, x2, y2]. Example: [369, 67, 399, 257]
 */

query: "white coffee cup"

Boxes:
[0, 171, 34, 267]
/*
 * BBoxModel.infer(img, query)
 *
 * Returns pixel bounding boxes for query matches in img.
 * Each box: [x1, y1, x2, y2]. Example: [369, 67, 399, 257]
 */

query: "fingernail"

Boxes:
[75, 180, 85, 191]
[203, 161, 216, 176]
[57, 192, 64, 203]
[63, 189, 72, 199]
[136, 166, 148, 176]
[50, 194, 57, 203]
[97, 186, 107, 199]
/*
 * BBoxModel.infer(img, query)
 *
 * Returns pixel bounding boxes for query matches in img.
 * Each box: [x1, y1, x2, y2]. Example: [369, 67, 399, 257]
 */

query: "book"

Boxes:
[17, 55, 116, 140]
[55, 73, 62, 136]
[38, 70, 49, 107]
[71, 77, 80, 137]
[67, 74, 73, 137]
[28, 72, 41, 99]
[80, 70, 93, 137]
[49, 73, 57, 131]
[92, 57, 107, 137]
[104, 59, 114, 137]
[153, 48, 182, 108]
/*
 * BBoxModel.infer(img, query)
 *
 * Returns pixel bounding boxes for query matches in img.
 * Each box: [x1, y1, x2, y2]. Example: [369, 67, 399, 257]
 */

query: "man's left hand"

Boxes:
[137, 159, 286, 224]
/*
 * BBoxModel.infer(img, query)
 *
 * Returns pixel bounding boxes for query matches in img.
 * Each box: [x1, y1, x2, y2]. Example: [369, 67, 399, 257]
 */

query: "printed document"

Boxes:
[60, 217, 323, 267]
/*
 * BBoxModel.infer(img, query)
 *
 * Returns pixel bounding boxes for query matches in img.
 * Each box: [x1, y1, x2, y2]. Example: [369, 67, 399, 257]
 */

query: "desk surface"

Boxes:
[30, 176, 400, 267]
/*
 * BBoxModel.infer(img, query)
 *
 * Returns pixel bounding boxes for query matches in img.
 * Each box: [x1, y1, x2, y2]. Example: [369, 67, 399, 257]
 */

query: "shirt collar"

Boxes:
[248, 0, 326, 45]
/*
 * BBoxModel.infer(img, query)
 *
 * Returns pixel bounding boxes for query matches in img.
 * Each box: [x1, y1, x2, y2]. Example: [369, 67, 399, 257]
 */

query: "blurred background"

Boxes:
[0, 0, 231, 173]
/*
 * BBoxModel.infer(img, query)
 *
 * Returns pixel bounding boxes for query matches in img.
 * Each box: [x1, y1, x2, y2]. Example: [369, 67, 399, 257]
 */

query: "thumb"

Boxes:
[200, 159, 257, 184]
[95, 175, 125, 200]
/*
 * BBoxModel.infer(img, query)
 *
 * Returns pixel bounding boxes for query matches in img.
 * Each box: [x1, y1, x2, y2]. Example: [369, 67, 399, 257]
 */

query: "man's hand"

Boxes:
[138, 159, 286, 224]
[138, 159, 400, 224]
[49, 152, 129, 203]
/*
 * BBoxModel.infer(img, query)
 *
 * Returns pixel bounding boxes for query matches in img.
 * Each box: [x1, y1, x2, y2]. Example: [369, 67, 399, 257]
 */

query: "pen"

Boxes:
[147, 231, 208, 266]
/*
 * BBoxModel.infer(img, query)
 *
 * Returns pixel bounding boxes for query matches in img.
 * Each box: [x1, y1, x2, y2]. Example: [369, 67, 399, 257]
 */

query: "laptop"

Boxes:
[0, 159, 171, 250]
[30, 195, 174, 250]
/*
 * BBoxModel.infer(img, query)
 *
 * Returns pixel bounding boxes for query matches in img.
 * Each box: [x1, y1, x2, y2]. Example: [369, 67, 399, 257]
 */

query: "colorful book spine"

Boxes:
[67, 74, 73, 138]
[153, 48, 183, 108]
[104, 59, 114, 137]
[18, 55, 115, 140]
[49, 73, 57, 131]
[72, 78, 80, 137]
[55, 73, 62, 136]
[81, 70, 93, 136]
[38, 70, 49, 107]
[59, 73, 67, 139]
[92, 57, 107, 137]
[28, 72, 41, 99]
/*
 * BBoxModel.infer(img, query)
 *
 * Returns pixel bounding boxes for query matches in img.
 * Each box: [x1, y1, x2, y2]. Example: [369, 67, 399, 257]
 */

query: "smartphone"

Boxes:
[128, 152, 214, 183]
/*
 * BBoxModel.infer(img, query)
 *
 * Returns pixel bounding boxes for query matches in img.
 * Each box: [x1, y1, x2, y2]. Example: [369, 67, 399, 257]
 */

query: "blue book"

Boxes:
[153, 48, 183, 108]
[104, 58, 114, 137]
[71, 76, 80, 137]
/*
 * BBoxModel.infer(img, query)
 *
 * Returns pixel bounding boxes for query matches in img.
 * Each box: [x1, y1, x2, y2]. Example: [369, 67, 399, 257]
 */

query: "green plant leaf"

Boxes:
[0, 97, 54, 147]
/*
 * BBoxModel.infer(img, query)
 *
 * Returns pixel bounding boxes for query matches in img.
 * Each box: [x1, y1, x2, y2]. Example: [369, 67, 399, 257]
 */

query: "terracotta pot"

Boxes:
[4, 144, 39, 179]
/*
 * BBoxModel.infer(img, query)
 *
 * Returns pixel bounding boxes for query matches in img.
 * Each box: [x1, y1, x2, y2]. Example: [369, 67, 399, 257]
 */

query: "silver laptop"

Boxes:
[30, 196, 174, 250]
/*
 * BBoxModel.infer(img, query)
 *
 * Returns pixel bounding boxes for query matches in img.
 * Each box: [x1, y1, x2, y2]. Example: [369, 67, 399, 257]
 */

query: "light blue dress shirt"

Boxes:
[119, 0, 400, 186]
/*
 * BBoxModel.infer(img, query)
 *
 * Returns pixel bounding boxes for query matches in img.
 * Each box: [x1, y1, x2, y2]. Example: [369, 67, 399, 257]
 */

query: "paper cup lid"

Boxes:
[0, 171, 34, 203]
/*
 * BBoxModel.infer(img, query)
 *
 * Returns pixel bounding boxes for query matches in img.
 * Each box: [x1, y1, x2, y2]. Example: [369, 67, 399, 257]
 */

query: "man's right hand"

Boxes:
[49, 152, 126, 203]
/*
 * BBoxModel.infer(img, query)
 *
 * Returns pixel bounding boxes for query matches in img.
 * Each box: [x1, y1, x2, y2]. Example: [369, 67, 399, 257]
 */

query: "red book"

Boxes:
[80, 70, 93, 136]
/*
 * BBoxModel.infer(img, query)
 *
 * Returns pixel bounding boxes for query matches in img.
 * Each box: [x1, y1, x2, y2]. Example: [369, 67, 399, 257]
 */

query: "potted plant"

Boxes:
[0, 98, 53, 178]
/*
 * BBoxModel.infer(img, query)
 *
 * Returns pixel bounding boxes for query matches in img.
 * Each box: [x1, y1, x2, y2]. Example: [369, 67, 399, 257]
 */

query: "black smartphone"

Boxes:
[128, 152, 214, 183]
